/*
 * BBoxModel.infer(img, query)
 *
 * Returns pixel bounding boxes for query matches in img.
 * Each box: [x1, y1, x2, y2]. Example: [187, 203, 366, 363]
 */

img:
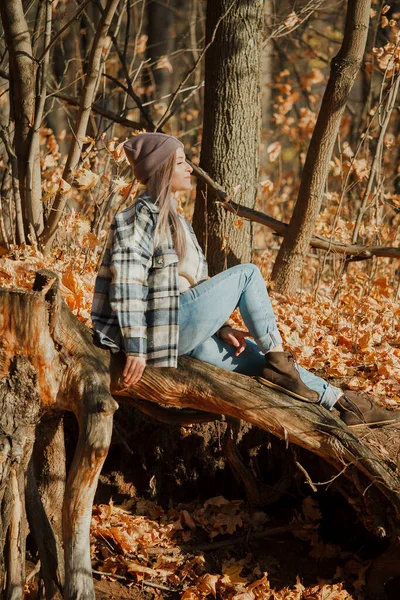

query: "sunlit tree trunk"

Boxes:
[271, 0, 372, 295]
[0, 0, 43, 241]
[192, 0, 264, 275]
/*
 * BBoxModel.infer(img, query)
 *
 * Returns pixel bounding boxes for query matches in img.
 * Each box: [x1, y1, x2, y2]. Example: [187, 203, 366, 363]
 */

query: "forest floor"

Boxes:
[87, 462, 399, 600]
[78, 409, 400, 600]
[2, 217, 399, 600]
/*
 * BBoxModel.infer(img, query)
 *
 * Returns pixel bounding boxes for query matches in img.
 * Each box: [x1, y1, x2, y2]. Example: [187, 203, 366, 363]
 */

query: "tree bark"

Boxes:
[25, 0, 54, 240]
[0, 271, 118, 599]
[0, 355, 41, 599]
[271, 0, 372, 295]
[146, 0, 174, 99]
[0, 0, 42, 240]
[192, 0, 264, 274]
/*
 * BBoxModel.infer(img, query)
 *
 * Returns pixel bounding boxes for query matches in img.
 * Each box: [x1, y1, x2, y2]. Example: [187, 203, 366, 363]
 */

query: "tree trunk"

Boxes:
[113, 356, 400, 537]
[0, 0, 43, 240]
[146, 0, 174, 99]
[0, 355, 41, 599]
[271, 0, 371, 295]
[192, 0, 264, 275]
[0, 271, 118, 599]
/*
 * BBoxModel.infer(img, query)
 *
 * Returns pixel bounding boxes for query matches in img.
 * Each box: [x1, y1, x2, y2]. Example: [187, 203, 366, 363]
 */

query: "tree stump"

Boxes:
[0, 271, 117, 599]
[1, 269, 400, 598]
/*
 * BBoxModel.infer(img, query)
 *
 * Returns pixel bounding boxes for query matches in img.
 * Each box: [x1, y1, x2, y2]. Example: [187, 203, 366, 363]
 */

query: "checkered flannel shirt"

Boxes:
[91, 193, 208, 367]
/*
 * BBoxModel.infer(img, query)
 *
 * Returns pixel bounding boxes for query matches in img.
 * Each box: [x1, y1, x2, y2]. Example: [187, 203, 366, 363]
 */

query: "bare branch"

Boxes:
[52, 91, 143, 130]
[39, 0, 122, 252]
[265, 0, 326, 43]
[93, 0, 154, 129]
[26, 0, 54, 240]
[190, 161, 400, 262]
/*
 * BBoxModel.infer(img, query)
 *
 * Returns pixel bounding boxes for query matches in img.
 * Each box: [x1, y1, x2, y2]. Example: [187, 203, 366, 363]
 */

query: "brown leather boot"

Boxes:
[336, 391, 400, 427]
[257, 351, 320, 403]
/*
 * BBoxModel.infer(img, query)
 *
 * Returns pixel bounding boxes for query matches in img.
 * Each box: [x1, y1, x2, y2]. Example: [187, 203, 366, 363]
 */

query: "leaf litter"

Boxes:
[90, 496, 356, 599]
[1, 215, 398, 597]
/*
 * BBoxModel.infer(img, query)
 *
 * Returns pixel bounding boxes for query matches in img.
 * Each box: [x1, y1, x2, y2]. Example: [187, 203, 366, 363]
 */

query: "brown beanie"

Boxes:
[123, 133, 184, 183]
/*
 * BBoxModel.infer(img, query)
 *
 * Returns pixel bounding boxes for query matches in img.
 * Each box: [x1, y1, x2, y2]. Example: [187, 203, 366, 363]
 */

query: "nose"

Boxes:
[186, 162, 193, 173]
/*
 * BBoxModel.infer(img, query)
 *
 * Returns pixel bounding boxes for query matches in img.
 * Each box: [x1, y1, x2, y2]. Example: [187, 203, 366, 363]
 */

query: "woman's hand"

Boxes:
[219, 326, 250, 357]
[123, 356, 146, 385]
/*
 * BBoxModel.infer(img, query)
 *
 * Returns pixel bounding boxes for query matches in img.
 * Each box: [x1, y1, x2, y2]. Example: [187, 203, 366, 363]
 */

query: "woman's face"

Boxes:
[171, 148, 193, 192]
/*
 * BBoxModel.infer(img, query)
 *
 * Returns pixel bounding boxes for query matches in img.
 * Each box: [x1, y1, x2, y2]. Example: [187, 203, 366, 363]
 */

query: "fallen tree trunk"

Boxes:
[0, 270, 400, 598]
[112, 358, 400, 536]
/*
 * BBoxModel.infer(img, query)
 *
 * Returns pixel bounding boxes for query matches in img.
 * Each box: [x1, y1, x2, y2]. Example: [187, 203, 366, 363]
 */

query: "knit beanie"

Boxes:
[123, 133, 184, 183]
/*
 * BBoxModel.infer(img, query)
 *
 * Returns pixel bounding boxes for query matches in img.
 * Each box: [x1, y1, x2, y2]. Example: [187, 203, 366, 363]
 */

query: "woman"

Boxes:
[92, 132, 399, 427]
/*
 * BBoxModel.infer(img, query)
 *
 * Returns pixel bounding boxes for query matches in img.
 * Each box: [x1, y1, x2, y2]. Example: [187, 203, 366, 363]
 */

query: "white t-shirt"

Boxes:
[177, 216, 201, 293]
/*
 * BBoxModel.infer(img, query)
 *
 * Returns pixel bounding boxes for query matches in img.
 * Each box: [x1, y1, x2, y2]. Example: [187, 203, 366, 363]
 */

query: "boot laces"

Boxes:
[287, 351, 296, 365]
[342, 392, 367, 423]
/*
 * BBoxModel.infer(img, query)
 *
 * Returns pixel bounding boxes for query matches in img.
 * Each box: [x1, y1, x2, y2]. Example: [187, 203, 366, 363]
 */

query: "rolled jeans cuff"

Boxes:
[319, 384, 343, 410]
[254, 329, 283, 353]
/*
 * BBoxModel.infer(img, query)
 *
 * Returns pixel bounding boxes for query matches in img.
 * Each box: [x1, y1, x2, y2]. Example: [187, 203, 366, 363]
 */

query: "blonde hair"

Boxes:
[146, 152, 187, 260]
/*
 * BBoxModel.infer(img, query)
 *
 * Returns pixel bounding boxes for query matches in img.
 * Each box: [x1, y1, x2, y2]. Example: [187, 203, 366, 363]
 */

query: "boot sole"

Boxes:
[256, 376, 320, 404]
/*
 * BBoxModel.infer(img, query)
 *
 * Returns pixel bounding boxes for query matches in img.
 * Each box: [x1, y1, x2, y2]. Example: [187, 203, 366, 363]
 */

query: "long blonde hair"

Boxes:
[146, 153, 187, 260]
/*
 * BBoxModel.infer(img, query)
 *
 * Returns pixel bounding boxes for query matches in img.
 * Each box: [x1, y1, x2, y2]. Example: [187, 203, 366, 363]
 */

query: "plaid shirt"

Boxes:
[91, 193, 208, 367]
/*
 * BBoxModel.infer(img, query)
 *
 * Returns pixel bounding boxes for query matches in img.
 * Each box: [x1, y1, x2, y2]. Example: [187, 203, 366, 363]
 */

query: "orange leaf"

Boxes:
[198, 573, 219, 597]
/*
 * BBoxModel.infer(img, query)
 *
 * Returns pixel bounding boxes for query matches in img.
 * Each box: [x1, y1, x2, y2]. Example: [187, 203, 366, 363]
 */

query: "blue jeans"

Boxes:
[178, 264, 341, 410]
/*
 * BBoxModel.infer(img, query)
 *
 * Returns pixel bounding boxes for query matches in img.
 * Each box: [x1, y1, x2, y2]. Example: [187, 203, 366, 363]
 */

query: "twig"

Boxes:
[93, 568, 129, 582]
[39, 0, 122, 251]
[294, 459, 318, 492]
[94, 0, 154, 129]
[26, 560, 41, 583]
[141, 81, 204, 108]
[113, 422, 134, 455]
[161, 81, 205, 129]
[92, 569, 175, 591]
[26, 0, 53, 241]
[142, 580, 175, 592]
[52, 91, 142, 130]
[265, 0, 325, 43]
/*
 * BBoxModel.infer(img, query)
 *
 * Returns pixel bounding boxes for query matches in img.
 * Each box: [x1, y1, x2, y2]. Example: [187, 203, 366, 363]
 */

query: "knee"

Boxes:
[233, 263, 259, 275]
[228, 263, 262, 284]
[243, 263, 261, 280]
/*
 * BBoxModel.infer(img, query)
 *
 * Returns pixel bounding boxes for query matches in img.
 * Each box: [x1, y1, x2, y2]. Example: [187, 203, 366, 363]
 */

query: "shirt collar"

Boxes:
[139, 191, 181, 216]
[139, 191, 160, 213]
